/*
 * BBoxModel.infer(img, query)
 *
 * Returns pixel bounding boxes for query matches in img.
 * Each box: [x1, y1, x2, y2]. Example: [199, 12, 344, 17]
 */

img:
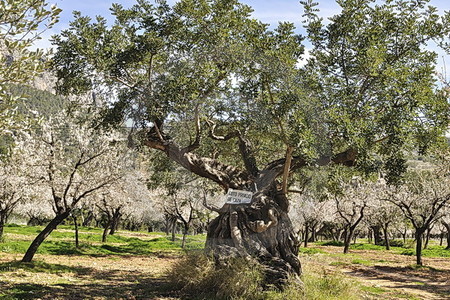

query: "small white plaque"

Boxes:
[225, 189, 253, 204]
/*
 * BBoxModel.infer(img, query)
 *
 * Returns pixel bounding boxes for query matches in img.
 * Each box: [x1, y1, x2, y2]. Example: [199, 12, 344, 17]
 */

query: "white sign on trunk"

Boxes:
[225, 189, 253, 204]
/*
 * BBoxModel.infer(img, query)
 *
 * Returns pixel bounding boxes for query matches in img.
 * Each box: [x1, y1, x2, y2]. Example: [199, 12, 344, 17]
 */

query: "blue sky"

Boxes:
[35, 0, 450, 49]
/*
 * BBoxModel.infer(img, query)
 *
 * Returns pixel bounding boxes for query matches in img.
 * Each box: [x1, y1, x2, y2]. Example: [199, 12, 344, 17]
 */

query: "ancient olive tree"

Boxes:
[51, 0, 450, 285]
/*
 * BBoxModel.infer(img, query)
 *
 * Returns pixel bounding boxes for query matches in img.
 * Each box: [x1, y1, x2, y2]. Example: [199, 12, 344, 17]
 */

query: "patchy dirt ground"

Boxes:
[301, 246, 450, 300]
[0, 253, 179, 299]
[0, 246, 449, 299]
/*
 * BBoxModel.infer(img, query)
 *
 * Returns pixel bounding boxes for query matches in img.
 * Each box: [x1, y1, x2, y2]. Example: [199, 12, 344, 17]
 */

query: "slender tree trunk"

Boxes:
[402, 228, 407, 244]
[72, 215, 79, 248]
[304, 224, 309, 248]
[311, 224, 317, 243]
[343, 228, 354, 254]
[102, 221, 111, 243]
[371, 225, 382, 245]
[442, 222, 450, 250]
[109, 209, 121, 235]
[424, 224, 433, 250]
[165, 219, 170, 236]
[383, 223, 390, 250]
[447, 230, 450, 250]
[368, 228, 372, 244]
[22, 212, 70, 262]
[82, 210, 94, 227]
[171, 220, 176, 242]
[182, 224, 188, 249]
[0, 212, 6, 242]
[415, 229, 425, 266]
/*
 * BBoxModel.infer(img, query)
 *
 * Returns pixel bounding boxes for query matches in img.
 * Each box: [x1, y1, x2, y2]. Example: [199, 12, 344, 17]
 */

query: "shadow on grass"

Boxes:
[0, 267, 178, 300]
[0, 260, 93, 276]
[346, 264, 450, 299]
[40, 237, 202, 257]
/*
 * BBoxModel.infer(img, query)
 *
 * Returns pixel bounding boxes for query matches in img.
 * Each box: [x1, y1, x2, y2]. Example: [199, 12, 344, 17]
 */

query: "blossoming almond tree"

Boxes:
[21, 110, 132, 262]
[0, 141, 36, 240]
[383, 167, 450, 265]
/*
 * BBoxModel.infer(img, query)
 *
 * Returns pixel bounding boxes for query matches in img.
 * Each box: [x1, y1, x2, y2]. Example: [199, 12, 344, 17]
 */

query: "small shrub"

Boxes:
[167, 252, 264, 299]
[302, 269, 360, 300]
[168, 253, 363, 300]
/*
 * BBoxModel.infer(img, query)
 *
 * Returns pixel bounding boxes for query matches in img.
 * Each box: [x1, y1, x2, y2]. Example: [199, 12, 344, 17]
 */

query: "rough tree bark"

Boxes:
[442, 222, 450, 250]
[382, 222, 390, 250]
[0, 203, 16, 241]
[72, 215, 79, 248]
[0, 210, 9, 241]
[371, 225, 383, 245]
[415, 228, 426, 266]
[303, 223, 309, 248]
[22, 211, 71, 262]
[143, 124, 357, 287]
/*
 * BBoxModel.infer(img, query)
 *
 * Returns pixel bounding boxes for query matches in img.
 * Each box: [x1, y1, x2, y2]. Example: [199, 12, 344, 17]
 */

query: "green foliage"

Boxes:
[0, 0, 61, 134]
[7, 85, 66, 118]
[301, 0, 450, 182]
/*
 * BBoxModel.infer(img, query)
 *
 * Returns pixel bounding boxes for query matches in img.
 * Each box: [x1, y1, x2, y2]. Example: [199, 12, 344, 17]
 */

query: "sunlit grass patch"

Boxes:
[0, 260, 92, 275]
[351, 258, 373, 266]
[299, 247, 325, 255]
[399, 246, 450, 258]
[1, 224, 206, 257]
[360, 284, 387, 295]
[317, 241, 344, 247]
[329, 261, 350, 267]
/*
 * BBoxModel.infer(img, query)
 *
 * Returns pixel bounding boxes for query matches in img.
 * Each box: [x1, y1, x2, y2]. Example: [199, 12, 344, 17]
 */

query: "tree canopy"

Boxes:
[50, 0, 450, 286]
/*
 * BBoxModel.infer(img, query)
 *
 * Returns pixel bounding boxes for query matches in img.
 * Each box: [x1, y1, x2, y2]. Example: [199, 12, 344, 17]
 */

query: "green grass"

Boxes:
[398, 246, 450, 258]
[1, 224, 206, 256]
[299, 247, 325, 255]
[0, 260, 92, 275]
[349, 243, 386, 251]
[360, 285, 387, 295]
[314, 240, 450, 259]
[317, 240, 344, 247]
[329, 261, 350, 267]
[351, 258, 373, 266]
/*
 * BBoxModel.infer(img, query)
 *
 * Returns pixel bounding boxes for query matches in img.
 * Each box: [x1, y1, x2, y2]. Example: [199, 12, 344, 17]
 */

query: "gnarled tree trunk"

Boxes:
[206, 185, 301, 287]
[143, 125, 356, 287]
